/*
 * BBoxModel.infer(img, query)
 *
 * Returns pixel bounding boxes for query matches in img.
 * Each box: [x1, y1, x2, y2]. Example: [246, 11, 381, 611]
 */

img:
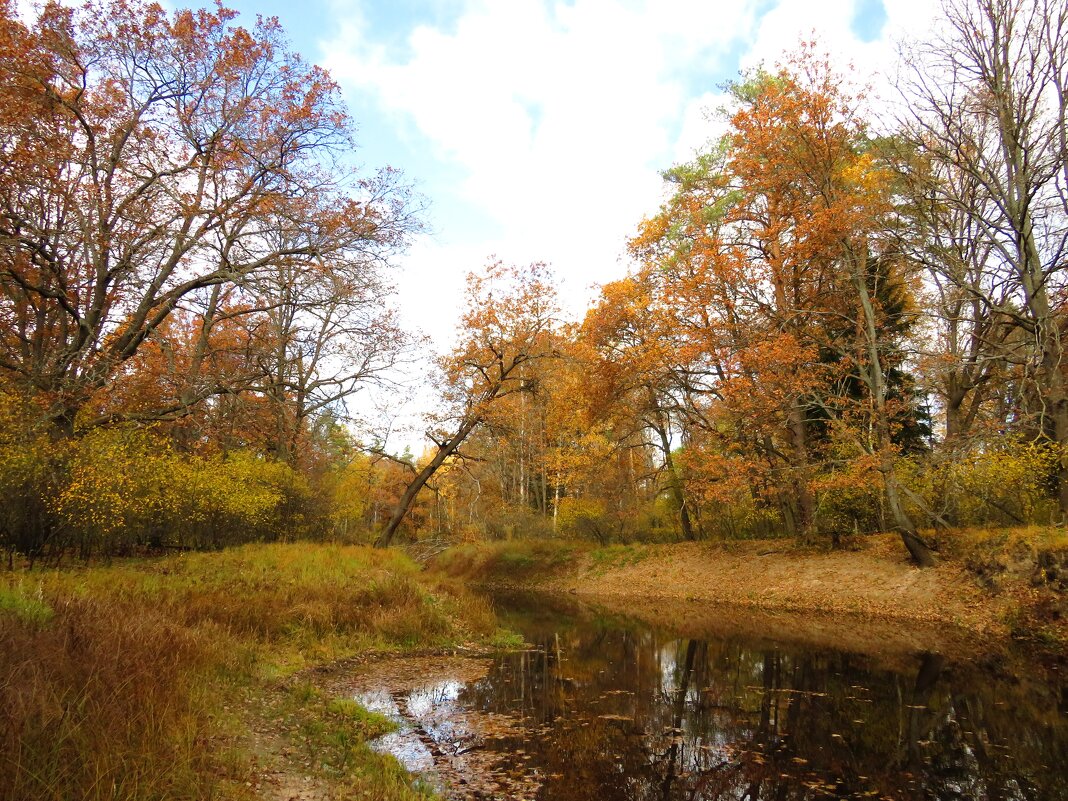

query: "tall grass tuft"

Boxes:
[1, 596, 221, 801]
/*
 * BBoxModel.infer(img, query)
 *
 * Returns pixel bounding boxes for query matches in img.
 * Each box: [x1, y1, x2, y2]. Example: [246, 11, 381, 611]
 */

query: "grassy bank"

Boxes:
[433, 527, 1068, 650]
[0, 544, 508, 801]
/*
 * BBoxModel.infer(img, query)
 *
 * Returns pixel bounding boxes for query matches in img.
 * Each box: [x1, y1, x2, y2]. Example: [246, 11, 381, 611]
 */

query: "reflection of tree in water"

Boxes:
[456, 609, 1068, 800]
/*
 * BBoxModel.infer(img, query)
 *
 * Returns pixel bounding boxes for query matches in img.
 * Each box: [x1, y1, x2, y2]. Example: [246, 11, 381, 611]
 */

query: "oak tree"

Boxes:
[0, 0, 415, 434]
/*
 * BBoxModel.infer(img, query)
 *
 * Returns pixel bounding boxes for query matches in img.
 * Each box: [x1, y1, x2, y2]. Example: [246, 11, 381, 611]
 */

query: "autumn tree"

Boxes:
[0, 0, 415, 435]
[446, 343, 569, 537]
[631, 79, 841, 542]
[434, 327, 669, 542]
[580, 276, 698, 540]
[732, 57, 939, 563]
[631, 52, 938, 563]
[374, 261, 559, 547]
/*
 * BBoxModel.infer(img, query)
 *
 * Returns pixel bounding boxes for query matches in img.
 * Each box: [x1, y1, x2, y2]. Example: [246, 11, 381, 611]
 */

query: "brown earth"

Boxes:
[445, 534, 1066, 649]
[312, 652, 546, 801]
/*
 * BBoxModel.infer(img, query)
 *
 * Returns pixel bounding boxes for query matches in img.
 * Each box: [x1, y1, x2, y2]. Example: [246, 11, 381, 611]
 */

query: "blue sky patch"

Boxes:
[851, 0, 888, 42]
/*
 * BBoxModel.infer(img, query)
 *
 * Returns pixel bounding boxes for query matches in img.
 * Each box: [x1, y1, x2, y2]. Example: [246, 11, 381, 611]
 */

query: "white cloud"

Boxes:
[673, 90, 731, 163]
[30, 0, 943, 453]
[321, 0, 766, 336]
[322, 0, 948, 433]
[741, 0, 942, 104]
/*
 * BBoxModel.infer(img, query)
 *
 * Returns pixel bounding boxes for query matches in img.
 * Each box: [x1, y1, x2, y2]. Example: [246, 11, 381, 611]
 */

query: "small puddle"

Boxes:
[335, 595, 1068, 801]
[335, 655, 545, 799]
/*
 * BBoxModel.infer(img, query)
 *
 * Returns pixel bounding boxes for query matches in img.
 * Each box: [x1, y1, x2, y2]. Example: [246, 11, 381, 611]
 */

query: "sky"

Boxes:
[215, 0, 945, 446]
[218, 0, 941, 348]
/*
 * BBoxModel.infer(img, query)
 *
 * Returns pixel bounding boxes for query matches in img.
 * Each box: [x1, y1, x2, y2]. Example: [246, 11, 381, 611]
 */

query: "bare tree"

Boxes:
[250, 234, 410, 464]
[896, 149, 1020, 441]
[898, 0, 1068, 512]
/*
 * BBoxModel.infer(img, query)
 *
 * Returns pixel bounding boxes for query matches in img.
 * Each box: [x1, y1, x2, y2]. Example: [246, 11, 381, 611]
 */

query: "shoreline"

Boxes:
[433, 533, 1068, 654]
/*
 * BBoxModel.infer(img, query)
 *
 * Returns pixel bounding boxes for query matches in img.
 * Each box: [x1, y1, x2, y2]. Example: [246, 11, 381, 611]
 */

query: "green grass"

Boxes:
[0, 580, 52, 626]
[486, 627, 528, 649]
[590, 543, 651, 571]
[0, 543, 506, 801]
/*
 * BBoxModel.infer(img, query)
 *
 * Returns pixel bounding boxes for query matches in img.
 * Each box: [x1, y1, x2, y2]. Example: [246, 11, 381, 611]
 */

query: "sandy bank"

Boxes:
[434, 533, 1068, 650]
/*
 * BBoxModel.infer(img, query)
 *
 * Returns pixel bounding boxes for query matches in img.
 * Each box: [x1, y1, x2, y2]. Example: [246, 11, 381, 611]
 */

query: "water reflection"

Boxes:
[372, 596, 1068, 800]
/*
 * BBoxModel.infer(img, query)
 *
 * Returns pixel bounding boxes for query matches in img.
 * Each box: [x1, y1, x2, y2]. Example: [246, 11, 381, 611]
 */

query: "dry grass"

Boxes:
[931, 525, 1068, 646]
[1, 597, 219, 801]
[932, 523, 1068, 560]
[432, 539, 583, 582]
[0, 543, 502, 801]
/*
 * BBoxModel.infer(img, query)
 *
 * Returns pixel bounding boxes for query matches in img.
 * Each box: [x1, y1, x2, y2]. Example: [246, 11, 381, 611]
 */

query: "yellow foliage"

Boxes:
[329, 453, 375, 542]
[0, 395, 51, 489]
[50, 427, 309, 555]
[556, 497, 609, 542]
[901, 441, 1058, 527]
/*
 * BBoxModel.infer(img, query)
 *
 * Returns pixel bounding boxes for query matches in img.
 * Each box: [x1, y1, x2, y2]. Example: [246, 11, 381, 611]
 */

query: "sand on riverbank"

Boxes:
[434, 532, 1068, 650]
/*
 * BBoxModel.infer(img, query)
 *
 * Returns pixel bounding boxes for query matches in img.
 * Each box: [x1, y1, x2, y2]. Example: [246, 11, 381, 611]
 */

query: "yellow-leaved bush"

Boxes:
[555, 497, 610, 543]
[900, 441, 1058, 528]
[329, 453, 375, 543]
[49, 428, 309, 558]
[0, 393, 59, 561]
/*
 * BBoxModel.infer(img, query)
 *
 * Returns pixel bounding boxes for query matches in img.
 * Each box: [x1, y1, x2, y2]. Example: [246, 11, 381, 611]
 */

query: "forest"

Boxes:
[0, 0, 1066, 573]
[4, 2, 1068, 801]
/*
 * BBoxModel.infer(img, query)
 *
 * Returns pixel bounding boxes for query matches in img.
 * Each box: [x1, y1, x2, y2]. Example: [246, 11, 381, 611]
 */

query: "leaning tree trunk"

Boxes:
[851, 247, 936, 567]
[882, 454, 937, 567]
[374, 416, 480, 548]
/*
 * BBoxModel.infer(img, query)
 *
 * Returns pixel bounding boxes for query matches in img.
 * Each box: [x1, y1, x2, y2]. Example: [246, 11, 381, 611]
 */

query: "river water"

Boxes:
[354, 593, 1068, 800]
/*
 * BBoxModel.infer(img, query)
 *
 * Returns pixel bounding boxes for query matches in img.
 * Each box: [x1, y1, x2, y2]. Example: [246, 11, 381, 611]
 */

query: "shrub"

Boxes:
[555, 497, 610, 543]
[0, 393, 62, 562]
[51, 427, 177, 559]
[49, 427, 312, 558]
[901, 441, 1058, 528]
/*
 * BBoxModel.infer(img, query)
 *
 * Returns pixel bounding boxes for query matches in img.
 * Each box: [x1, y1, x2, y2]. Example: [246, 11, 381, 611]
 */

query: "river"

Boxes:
[348, 592, 1068, 800]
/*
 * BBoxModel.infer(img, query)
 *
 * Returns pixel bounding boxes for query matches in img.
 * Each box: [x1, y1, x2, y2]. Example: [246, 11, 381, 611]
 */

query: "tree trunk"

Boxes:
[884, 458, 937, 567]
[653, 415, 695, 542]
[375, 416, 480, 548]
[1046, 350, 1068, 520]
[945, 386, 966, 441]
[787, 402, 816, 541]
[851, 246, 936, 567]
